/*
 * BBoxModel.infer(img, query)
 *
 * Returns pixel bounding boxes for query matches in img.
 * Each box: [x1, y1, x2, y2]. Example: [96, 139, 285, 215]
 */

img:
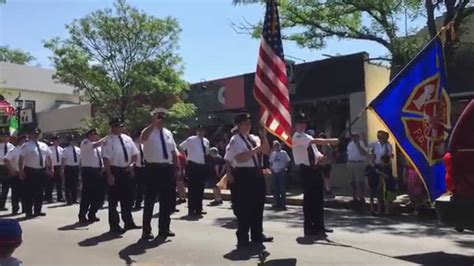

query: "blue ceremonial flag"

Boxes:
[369, 37, 451, 201]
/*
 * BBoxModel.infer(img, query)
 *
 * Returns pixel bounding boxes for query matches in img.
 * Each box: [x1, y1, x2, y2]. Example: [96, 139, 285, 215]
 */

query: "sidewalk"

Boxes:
[203, 189, 421, 213]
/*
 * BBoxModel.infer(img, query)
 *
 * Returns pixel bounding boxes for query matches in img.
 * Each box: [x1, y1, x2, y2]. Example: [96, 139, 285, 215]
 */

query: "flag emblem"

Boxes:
[402, 74, 450, 166]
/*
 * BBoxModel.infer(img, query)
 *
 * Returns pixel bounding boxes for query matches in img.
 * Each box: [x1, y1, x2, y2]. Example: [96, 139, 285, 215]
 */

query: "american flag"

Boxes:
[253, 0, 292, 146]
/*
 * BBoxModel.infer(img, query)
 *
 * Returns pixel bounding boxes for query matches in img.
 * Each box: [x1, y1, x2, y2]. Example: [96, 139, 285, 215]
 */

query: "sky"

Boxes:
[1, 0, 413, 83]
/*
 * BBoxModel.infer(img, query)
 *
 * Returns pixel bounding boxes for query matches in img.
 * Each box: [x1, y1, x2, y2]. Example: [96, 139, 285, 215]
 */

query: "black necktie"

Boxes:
[96, 148, 103, 167]
[118, 135, 129, 163]
[36, 142, 44, 167]
[139, 144, 144, 165]
[159, 129, 169, 160]
[307, 145, 316, 166]
[55, 146, 60, 163]
[3, 143, 7, 156]
[200, 137, 208, 164]
[238, 134, 259, 168]
[72, 146, 77, 163]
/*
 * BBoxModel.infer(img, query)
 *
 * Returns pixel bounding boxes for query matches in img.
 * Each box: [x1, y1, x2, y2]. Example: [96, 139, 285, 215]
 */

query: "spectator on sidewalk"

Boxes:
[207, 147, 224, 206]
[377, 155, 397, 215]
[176, 150, 187, 205]
[346, 132, 368, 204]
[365, 152, 382, 215]
[269, 140, 291, 211]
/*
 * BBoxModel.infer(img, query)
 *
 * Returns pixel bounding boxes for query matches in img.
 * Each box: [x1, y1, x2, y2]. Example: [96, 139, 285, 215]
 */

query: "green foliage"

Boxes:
[45, 0, 194, 135]
[0, 46, 36, 65]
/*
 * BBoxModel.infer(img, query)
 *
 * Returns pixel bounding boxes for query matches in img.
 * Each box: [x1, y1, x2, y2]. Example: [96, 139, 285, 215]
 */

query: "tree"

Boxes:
[45, 0, 194, 134]
[233, 0, 473, 76]
[0, 46, 36, 65]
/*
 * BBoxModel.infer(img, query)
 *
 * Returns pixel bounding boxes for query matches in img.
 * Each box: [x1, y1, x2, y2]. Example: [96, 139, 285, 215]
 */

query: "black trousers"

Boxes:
[23, 167, 47, 216]
[64, 166, 79, 204]
[44, 166, 63, 202]
[133, 167, 145, 208]
[98, 172, 107, 208]
[0, 175, 22, 211]
[108, 167, 135, 229]
[232, 167, 266, 242]
[142, 163, 175, 234]
[300, 165, 325, 234]
[79, 167, 102, 218]
[0, 166, 10, 208]
[187, 161, 208, 213]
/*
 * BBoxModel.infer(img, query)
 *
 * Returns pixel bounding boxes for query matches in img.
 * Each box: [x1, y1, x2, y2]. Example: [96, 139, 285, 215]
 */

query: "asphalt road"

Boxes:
[2, 200, 473, 266]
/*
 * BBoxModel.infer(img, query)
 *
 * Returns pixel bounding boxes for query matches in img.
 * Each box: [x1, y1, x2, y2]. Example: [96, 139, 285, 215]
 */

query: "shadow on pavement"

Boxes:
[259, 258, 297, 266]
[58, 222, 90, 231]
[47, 203, 70, 209]
[0, 213, 21, 218]
[177, 214, 202, 221]
[118, 238, 170, 265]
[223, 243, 269, 261]
[395, 252, 474, 266]
[213, 217, 238, 229]
[78, 232, 123, 247]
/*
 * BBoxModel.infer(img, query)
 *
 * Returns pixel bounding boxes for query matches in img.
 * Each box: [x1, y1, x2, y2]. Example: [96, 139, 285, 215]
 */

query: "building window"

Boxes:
[24, 100, 36, 112]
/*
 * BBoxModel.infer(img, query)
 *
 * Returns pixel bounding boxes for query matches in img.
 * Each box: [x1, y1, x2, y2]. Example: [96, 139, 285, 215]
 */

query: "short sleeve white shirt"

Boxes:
[179, 136, 210, 165]
[224, 134, 261, 168]
[269, 150, 291, 173]
[80, 139, 103, 168]
[5, 146, 23, 172]
[292, 132, 323, 166]
[135, 141, 145, 168]
[20, 141, 51, 169]
[346, 140, 368, 162]
[102, 134, 139, 167]
[49, 145, 64, 167]
[0, 142, 15, 166]
[62, 146, 81, 166]
[143, 128, 176, 164]
[371, 141, 393, 164]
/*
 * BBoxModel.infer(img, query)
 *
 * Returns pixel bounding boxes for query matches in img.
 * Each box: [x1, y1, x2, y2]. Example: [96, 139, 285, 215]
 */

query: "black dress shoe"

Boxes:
[208, 200, 223, 206]
[197, 210, 207, 215]
[324, 228, 334, 233]
[125, 224, 142, 230]
[109, 227, 126, 234]
[25, 213, 35, 219]
[35, 212, 47, 217]
[158, 230, 175, 237]
[237, 240, 251, 248]
[78, 216, 88, 224]
[252, 235, 274, 243]
[0, 207, 8, 211]
[141, 232, 154, 240]
[88, 216, 100, 222]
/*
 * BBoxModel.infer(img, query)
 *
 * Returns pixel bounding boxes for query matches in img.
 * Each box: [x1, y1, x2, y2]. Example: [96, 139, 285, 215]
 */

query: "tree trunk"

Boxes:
[389, 53, 408, 80]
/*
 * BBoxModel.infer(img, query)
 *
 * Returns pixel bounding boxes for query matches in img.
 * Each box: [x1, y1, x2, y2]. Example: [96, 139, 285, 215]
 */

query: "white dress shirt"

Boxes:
[80, 139, 103, 168]
[49, 145, 64, 167]
[179, 135, 210, 165]
[102, 133, 139, 167]
[135, 141, 144, 168]
[5, 146, 23, 172]
[62, 145, 81, 166]
[142, 128, 176, 164]
[371, 141, 393, 164]
[0, 142, 15, 166]
[292, 132, 323, 166]
[20, 141, 51, 169]
[224, 134, 261, 168]
[346, 140, 368, 162]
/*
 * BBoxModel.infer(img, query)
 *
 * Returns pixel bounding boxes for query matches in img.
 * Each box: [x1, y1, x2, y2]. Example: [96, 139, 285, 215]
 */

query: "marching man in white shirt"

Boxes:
[0, 130, 15, 211]
[78, 128, 106, 224]
[102, 118, 140, 234]
[224, 113, 272, 248]
[292, 113, 339, 238]
[179, 125, 210, 217]
[4, 134, 28, 215]
[61, 135, 81, 205]
[19, 127, 53, 219]
[46, 135, 64, 203]
[141, 109, 178, 240]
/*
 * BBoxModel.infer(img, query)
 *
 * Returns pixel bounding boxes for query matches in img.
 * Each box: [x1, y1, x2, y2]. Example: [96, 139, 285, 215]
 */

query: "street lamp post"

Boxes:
[14, 94, 23, 136]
